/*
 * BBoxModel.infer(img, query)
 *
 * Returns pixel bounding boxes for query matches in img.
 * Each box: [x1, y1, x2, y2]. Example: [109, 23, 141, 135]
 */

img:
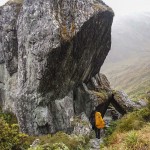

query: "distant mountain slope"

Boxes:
[102, 12, 150, 100]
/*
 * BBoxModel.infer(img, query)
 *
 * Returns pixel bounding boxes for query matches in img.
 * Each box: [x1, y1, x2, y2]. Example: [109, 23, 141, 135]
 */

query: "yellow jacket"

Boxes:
[95, 111, 105, 129]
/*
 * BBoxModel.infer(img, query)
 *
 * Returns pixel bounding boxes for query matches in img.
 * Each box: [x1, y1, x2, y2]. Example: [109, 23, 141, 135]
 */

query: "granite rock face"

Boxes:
[0, 0, 114, 135]
[0, 1, 21, 112]
[0, 1, 21, 75]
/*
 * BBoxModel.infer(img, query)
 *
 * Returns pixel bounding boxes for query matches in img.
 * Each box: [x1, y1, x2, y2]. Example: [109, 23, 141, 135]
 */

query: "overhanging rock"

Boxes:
[0, 0, 114, 135]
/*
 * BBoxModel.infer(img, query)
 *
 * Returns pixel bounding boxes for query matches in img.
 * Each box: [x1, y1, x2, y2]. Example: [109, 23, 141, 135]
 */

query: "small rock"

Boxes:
[30, 139, 40, 148]
[136, 99, 148, 107]
[89, 138, 103, 150]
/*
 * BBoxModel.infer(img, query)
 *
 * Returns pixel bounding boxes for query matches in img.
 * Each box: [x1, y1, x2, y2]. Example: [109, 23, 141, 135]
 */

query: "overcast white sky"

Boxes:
[104, 0, 150, 15]
[0, 0, 8, 6]
[1, 0, 150, 14]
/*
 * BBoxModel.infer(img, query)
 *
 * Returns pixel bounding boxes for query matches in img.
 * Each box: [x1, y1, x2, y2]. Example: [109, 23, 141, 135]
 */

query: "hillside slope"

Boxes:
[102, 56, 150, 100]
[102, 12, 150, 100]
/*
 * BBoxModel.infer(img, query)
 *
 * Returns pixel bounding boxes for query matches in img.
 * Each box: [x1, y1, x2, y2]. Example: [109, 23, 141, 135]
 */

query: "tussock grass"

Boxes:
[102, 100, 150, 150]
[102, 124, 150, 150]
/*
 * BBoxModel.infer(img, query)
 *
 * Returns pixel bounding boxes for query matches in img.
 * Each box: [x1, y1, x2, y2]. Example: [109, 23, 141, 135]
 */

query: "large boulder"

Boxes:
[0, 0, 114, 135]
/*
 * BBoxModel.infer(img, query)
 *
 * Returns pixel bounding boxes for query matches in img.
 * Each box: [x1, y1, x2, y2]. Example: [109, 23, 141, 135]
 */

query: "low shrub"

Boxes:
[0, 118, 30, 150]
[125, 131, 138, 149]
[0, 106, 18, 124]
[32, 132, 88, 150]
[29, 142, 70, 150]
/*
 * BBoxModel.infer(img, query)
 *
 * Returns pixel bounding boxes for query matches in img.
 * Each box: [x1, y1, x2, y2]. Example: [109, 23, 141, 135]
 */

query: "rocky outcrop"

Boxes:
[112, 91, 143, 114]
[0, 0, 143, 136]
[0, 1, 22, 112]
[0, 0, 114, 135]
[0, 1, 21, 75]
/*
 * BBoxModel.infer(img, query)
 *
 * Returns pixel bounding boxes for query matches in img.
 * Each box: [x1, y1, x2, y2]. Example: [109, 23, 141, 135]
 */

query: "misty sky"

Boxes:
[104, 0, 150, 16]
[0, 0, 8, 6]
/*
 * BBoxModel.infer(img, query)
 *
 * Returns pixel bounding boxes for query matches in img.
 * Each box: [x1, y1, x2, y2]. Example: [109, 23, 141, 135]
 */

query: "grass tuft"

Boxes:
[102, 102, 150, 150]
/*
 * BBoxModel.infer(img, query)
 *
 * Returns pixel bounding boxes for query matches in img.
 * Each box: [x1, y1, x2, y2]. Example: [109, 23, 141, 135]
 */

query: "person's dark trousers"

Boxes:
[95, 128, 101, 139]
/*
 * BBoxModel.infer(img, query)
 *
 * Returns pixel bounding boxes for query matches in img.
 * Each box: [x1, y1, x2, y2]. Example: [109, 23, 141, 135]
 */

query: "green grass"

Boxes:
[125, 131, 139, 149]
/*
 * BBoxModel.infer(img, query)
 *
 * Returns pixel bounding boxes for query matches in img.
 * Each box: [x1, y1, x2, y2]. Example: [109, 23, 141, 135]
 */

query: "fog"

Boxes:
[0, 0, 8, 6]
[104, 0, 150, 16]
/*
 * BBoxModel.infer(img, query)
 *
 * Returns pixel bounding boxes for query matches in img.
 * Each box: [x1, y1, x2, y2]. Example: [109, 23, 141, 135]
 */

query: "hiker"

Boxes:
[90, 109, 105, 139]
